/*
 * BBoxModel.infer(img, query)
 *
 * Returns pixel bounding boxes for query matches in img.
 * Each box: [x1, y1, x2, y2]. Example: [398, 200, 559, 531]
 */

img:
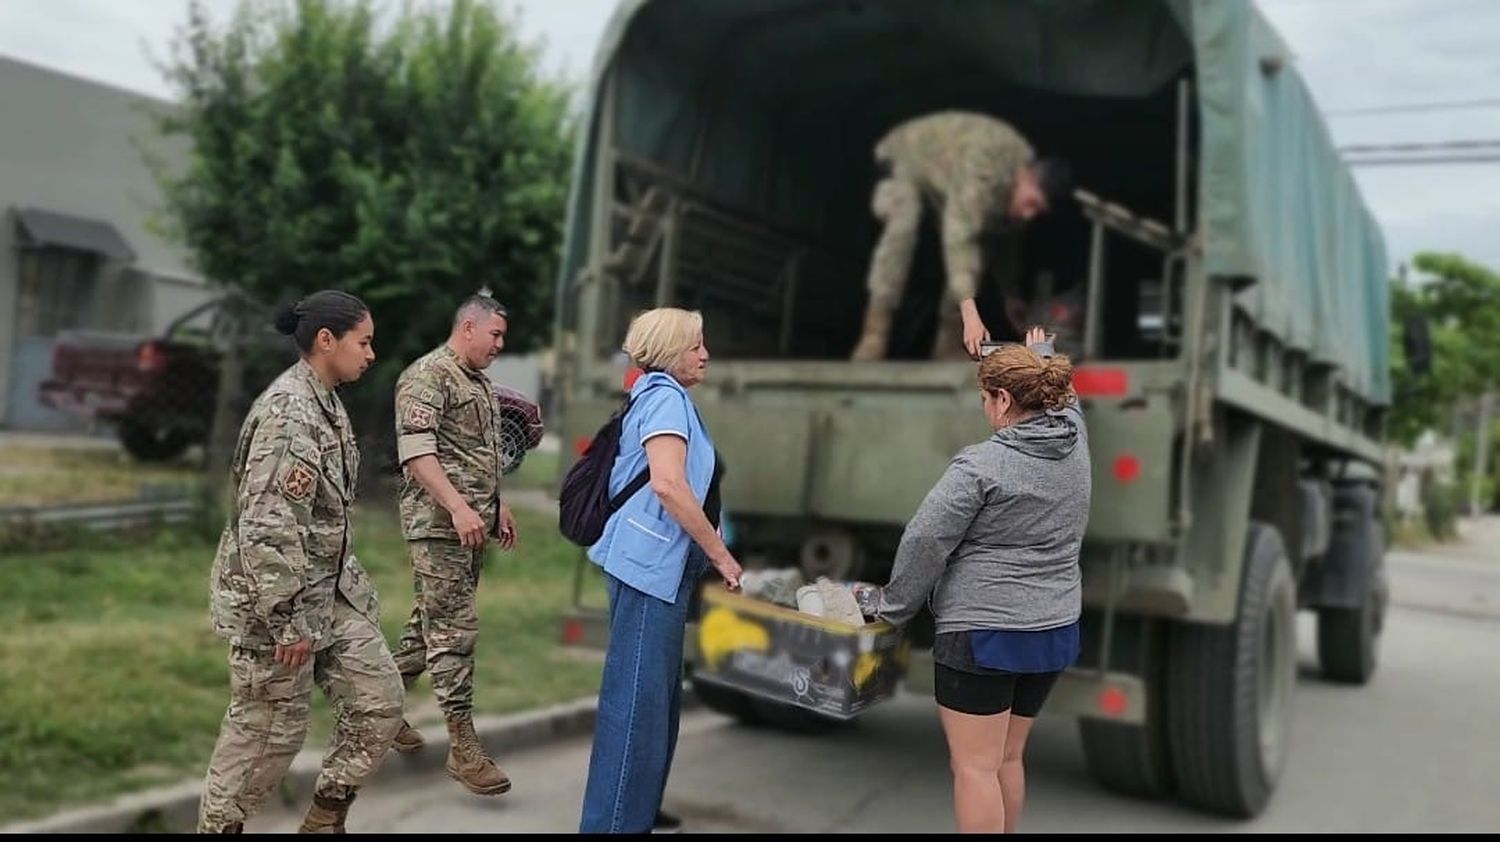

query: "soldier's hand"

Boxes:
[274, 639, 312, 670]
[451, 505, 487, 549]
[498, 504, 518, 551]
[962, 315, 991, 360]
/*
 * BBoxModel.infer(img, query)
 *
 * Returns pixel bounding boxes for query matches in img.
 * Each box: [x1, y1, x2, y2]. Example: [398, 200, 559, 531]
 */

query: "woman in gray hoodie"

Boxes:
[862, 326, 1088, 833]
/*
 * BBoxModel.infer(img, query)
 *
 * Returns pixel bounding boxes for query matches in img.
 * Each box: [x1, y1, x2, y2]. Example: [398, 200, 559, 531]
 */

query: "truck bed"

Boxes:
[37, 331, 153, 419]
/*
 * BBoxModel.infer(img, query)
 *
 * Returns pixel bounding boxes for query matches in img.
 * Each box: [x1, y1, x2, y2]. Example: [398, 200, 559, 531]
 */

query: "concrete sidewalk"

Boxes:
[2, 698, 606, 834]
[1442, 514, 1500, 561]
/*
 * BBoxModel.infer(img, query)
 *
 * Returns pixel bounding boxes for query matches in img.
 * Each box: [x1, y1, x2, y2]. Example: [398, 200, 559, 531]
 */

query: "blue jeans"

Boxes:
[579, 547, 709, 833]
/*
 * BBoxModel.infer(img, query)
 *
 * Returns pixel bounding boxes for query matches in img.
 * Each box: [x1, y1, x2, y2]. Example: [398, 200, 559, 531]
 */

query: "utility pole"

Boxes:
[1473, 388, 1495, 516]
[207, 297, 250, 482]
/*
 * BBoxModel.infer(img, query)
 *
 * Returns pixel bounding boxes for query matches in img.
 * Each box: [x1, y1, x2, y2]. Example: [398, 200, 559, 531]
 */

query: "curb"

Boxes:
[3, 696, 604, 834]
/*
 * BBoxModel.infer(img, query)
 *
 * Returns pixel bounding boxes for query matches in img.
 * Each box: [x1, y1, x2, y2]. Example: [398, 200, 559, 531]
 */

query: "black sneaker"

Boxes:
[651, 810, 684, 834]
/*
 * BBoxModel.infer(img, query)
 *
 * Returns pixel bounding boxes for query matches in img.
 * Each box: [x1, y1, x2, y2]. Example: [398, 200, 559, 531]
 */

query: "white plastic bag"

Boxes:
[796, 577, 866, 626]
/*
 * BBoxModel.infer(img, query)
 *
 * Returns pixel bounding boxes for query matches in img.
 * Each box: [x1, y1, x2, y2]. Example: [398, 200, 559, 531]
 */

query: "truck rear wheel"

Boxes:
[117, 419, 190, 462]
[1166, 522, 1296, 817]
[746, 697, 844, 734]
[687, 674, 845, 734]
[1317, 487, 1385, 685]
[1078, 616, 1172, 799]
[1317, 602, 1376, 685]
[689, 674, 761, 725]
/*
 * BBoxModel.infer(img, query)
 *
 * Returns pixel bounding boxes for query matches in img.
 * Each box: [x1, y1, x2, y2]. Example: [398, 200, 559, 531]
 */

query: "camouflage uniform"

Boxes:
[392, 345, 502, 717]
[199, 360, 403, 833]
[853, 111, 1035, 360]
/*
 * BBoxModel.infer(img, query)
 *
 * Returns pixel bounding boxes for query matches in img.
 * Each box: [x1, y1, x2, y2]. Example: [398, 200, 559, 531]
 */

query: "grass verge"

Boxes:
[505, 448, 560, 493]
[0, 443, 203, 507]
[0, 503, 605, 823]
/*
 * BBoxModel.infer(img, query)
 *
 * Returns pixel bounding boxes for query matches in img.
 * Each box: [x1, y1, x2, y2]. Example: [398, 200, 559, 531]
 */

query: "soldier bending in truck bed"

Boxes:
[851, 111, 1072, 361]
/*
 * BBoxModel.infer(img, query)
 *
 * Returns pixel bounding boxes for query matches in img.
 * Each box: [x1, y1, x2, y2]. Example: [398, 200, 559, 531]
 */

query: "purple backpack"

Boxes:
[557, 392, 653, 547]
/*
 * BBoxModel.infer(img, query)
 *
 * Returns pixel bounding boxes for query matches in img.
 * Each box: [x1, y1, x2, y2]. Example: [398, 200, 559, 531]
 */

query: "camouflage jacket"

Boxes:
[209, 360, 380, 651]
[395, 345, 502, 541]
[876, 111, 1034, 296]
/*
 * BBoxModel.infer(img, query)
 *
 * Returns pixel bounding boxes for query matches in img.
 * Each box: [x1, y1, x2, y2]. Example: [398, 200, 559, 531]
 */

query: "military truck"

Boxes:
[552, 0, 1401, 818]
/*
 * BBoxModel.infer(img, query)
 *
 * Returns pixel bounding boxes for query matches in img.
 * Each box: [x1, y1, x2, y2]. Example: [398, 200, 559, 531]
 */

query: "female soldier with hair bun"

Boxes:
[198, 290, 403, 834]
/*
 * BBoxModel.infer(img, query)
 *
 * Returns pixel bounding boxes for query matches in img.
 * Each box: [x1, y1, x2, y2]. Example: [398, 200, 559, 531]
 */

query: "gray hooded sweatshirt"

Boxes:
[877, 358, 1090, 633]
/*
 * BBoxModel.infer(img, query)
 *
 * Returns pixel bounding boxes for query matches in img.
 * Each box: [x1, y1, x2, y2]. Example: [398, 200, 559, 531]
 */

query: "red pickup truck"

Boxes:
[39, 299, 545, 468]
[39, 321, 227, 461]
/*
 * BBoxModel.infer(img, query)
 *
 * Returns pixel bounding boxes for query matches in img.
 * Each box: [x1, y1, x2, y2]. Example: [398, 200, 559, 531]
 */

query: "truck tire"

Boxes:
[687, 675, 842, 735]
[1317, 487, 1385, 685]
[1166, 522, 1296, 817]
[1078, 617, 1172, 799]
[746, 697, 845, 735]
[688, 674, 762, 726]
[118, 419, 190, 462]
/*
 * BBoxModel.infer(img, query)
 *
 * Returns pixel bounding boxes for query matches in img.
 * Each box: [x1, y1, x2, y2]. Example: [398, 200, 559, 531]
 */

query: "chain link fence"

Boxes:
[2, 291, 551, 546]
[0, 294, 290, 545]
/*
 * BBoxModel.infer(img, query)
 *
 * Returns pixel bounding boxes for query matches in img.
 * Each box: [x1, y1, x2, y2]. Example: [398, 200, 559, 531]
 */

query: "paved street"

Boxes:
[254, 523, 1500, 833]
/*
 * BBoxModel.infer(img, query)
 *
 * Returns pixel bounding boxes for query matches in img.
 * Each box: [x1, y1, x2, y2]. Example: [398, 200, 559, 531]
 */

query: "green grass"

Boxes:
[0, 504, 606, 824]
[506, 448, 561, 493]
[1390, 515, 1437, 551]
[0, 444, 203, 506]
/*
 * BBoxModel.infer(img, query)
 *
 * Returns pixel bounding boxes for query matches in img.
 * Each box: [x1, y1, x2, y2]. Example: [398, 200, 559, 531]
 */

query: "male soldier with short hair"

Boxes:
[388, 294, 517, 796]
[850, 110, 1072, 362]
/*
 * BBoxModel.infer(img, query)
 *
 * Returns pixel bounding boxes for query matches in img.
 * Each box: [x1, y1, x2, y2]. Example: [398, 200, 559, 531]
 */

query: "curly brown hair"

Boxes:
[977, 344, 1075, 413]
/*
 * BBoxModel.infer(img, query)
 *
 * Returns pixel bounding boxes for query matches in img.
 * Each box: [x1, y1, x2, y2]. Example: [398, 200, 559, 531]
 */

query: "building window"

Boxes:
[13, 247, 100, 338]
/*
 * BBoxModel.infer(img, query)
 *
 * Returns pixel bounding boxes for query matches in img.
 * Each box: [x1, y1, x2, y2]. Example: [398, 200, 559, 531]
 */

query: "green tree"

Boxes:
[1389, 253, 1500, 515]
[1411, 253, 1500, 377]
[1388, 253, 1500, 447]
[151, 0, 574, 469]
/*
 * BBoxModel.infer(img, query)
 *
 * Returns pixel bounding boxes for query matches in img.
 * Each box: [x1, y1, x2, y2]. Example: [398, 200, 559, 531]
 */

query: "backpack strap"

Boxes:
[606, 379, 668, 512]
[609, 467, 652, 511]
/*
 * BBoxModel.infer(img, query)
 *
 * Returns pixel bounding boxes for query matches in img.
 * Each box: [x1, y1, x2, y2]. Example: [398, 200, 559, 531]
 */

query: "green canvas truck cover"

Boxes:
[559, 0, 1391, 404]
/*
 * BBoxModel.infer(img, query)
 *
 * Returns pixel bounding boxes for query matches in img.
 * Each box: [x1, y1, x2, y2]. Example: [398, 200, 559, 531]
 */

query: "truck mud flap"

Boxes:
[1049, 669, 1148, 726]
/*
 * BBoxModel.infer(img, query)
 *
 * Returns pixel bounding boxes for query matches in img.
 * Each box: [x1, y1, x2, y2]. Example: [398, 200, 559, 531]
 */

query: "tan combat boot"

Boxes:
[446, 716, 512, 795]
[389, 671, 425, 755]
[850, 307, 895, 361]
[390, 719, 425, 754]
[298, 793, 355, 834]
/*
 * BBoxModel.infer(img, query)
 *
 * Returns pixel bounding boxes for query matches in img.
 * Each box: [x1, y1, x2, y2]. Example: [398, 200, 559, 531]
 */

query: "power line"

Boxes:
[1345, 154, 1500, 167]
[1337, 139, 1500, 154]
[1261, 0, 1428, 6]
[1339, 137, 1500, 167]
[1325, 96, 1500, 117]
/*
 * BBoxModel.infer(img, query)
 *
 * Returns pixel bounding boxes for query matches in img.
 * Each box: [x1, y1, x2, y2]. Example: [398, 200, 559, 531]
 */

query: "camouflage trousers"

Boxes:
[197, 596, 403, 833]
[862, 170, 1025, 357]
[393, 539, 485, 718]
[864, 173, 925, 314]
[863, 172, 978, 359]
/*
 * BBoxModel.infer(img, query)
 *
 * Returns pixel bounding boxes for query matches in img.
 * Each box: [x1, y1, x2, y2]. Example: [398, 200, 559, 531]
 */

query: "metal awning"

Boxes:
[12, 206, 136, 261]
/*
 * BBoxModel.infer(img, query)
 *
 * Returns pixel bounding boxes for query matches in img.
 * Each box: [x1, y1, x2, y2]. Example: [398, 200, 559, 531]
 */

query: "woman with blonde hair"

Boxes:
[860, 326, 1090, 833]
[579, 307, 742, 834]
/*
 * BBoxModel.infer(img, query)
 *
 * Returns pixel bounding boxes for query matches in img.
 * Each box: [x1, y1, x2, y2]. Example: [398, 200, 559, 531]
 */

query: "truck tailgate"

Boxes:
[38, 331, 146, 417]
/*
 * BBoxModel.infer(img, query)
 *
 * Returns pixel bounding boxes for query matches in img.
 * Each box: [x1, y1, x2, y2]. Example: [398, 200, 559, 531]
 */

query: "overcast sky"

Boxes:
[2, 0, 1498, 273]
